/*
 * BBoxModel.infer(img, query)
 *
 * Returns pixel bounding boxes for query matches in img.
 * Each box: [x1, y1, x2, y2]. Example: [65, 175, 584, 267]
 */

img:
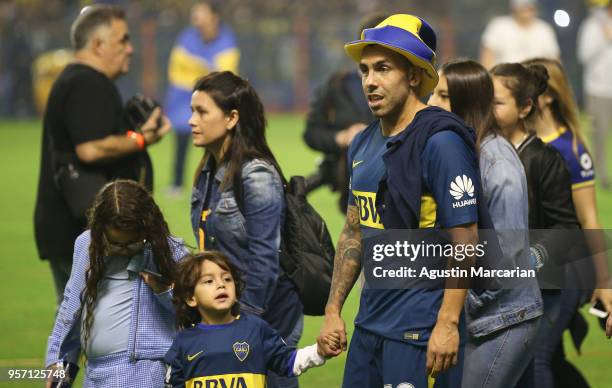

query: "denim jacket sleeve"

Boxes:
[239, 161, 284, 314]
[474, 141, 529, 305]
[45, 231, 90, 367]
[481, 155, 527, 229]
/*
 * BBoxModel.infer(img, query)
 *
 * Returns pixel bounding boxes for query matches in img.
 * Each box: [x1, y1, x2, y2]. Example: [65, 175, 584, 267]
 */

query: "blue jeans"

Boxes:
[267, 315, 303, 388]
[462, 316, 541, 388]
[530, 289, 583, 388]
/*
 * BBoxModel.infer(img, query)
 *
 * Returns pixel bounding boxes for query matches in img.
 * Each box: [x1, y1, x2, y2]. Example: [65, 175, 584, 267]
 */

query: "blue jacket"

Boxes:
[190, 158, 302, 338]
[45, 231, 187, 367]
[466, 134, 543, 337]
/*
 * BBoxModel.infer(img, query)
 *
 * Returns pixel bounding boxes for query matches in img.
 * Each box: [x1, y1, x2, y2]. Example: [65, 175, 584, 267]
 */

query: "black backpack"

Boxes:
[280, 176, 335, 315]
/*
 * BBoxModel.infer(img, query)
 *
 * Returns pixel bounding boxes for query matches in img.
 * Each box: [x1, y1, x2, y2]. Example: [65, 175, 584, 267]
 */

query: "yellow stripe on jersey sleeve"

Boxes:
[168, 46, 210, 90]
[419, 194, 437, 228]
[187, 373, 266, 388]
[571, 180, 595, 190]
[215, 48, 240, 74]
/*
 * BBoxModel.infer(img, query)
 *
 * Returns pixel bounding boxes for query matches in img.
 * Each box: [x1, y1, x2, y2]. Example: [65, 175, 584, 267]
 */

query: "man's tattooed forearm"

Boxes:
[327, 206, 362, 310]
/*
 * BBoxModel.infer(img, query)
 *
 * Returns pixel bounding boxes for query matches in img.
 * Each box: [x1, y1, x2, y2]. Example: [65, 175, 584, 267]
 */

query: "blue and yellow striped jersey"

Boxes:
[164, 25, 240, 133]
[165, 315, 296, 388]
[347, 120, 478, 345]
[542, 127, 595, 189]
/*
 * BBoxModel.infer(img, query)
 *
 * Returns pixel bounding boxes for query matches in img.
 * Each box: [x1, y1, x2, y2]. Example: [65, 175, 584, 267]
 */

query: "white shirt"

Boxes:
[577, 8, 612, 98]
[481, 16, 560, 64]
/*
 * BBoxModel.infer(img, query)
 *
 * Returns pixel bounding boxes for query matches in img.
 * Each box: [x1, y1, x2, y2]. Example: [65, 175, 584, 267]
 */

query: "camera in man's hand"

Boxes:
[125, 94, 162, 131]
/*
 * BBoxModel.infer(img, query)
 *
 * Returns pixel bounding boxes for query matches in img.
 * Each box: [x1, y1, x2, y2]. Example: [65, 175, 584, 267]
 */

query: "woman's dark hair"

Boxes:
[81, 180, 175, 354]
[490, 62, 549, 122]
[440, 58, 501, 147]
[191, 71, 285, 202]
[173, 251, 244, 329]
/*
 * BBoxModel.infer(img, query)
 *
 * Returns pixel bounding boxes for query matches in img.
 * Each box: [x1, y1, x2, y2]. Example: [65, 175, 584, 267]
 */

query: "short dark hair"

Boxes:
[194, 0, 220, 15]
[70, 5, 126, 50]
[173, 251, 245, 329]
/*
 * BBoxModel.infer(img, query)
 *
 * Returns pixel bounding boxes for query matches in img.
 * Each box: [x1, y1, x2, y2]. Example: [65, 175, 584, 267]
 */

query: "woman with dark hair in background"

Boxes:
[519, 57, 612, 387]
[45, 180, 187, 387]
[490, 61, 591, 388]
[189, 71, 302, 388]
[429, 59, 542, 387]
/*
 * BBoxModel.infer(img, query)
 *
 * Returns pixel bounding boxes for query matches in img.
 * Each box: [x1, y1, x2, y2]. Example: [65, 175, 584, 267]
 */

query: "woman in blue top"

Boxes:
[189, 71, 302, 388]
[429, 59, 543, 388]
[45, 180, 187, 388]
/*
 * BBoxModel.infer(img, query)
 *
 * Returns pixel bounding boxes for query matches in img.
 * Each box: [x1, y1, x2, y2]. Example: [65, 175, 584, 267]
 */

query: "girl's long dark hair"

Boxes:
[173, 251, 244, 329]
[81, 180, 175, 354]
[191, 71, 285, 202]
[440, 59, 501, 148]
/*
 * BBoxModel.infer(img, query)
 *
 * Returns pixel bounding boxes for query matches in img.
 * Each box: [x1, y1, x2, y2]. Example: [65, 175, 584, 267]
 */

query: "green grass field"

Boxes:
[0, 114, 611, 387]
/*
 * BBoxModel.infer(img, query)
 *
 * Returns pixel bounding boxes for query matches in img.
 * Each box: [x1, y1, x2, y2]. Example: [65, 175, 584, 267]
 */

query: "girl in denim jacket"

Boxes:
[188, 71, 302, 388]
[45, 180, 187, 387]
[429, 59, 543, 388]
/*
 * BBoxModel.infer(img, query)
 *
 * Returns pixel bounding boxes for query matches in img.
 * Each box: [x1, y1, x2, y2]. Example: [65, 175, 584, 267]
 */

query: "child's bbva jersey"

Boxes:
[164, 314, 295, 388]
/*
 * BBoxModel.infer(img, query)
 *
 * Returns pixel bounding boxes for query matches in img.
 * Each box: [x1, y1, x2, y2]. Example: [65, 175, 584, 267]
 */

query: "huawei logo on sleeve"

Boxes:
[449, 175, 477, 208]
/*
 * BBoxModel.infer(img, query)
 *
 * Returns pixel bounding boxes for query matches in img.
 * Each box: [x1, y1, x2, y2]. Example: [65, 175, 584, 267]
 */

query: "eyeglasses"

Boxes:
[103, 234, 145, 253]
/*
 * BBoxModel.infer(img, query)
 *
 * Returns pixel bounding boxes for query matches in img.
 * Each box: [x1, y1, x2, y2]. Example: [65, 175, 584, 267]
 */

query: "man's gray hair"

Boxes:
[70, 5, 125, 51]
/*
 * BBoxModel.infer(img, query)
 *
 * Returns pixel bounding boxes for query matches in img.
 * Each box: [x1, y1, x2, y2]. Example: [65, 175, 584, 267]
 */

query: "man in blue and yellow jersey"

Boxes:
[164, 0, 239, 194]
[318, 14, 493, 388]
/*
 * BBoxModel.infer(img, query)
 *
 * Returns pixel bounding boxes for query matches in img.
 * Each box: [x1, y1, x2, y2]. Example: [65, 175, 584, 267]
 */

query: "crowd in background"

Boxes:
[0, 0, 591, 116]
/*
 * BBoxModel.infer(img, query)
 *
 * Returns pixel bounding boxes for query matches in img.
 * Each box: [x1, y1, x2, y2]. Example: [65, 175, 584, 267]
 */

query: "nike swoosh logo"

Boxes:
[352, 160, 364, 168]
[187, 350, 203, 361]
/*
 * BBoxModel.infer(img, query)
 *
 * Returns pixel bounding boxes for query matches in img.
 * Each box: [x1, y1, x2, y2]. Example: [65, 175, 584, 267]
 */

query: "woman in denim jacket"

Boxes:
[429, 59, 543, 387]
[45, 180, 187, 387]
[189, 71, 302, 388]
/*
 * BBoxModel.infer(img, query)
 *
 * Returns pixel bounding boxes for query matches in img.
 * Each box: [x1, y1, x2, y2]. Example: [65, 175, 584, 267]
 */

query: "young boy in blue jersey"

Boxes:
[165, 251, 336, 388]
[318, 14, 492, 388]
